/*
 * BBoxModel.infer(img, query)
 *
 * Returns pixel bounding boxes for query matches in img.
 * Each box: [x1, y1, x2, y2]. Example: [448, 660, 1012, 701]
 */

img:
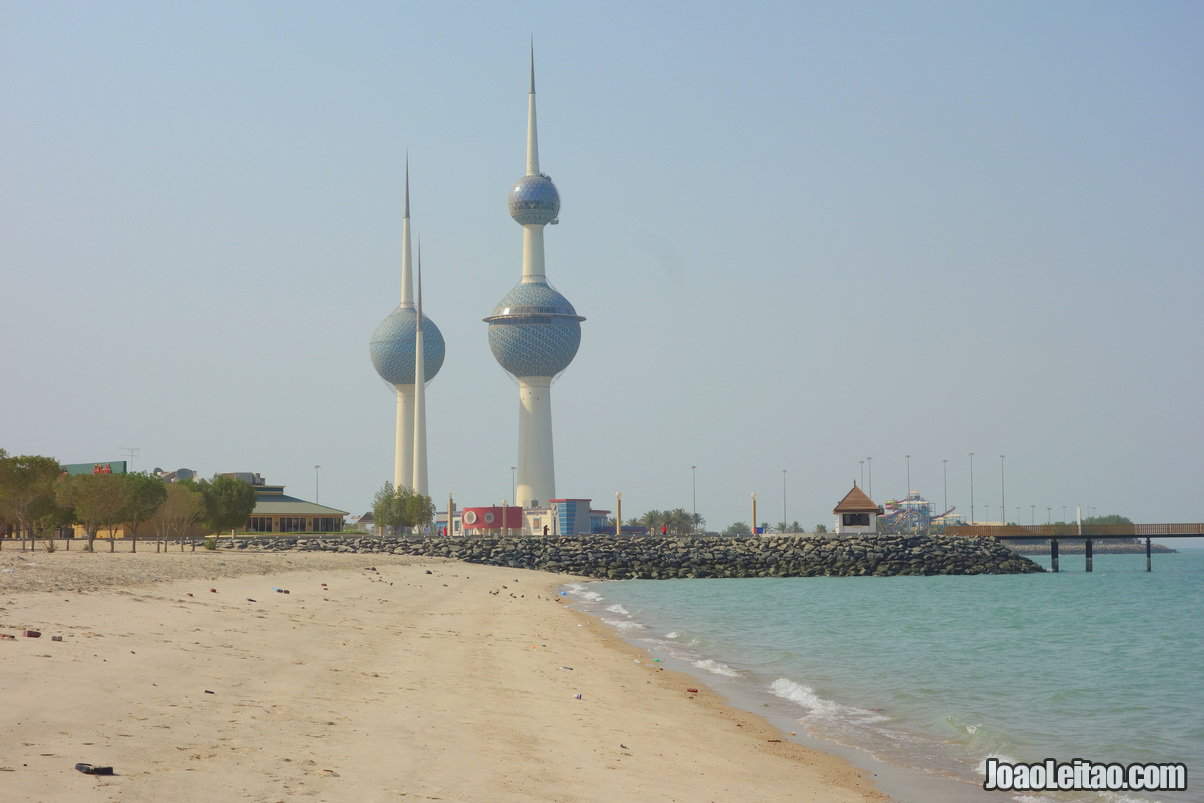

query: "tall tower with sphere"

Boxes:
[370, 162, 445, 493]
[484, 49, 584, 510]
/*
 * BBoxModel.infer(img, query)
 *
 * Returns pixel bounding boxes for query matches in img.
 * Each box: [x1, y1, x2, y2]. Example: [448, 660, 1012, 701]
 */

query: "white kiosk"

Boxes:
[834, 484, 882, 535]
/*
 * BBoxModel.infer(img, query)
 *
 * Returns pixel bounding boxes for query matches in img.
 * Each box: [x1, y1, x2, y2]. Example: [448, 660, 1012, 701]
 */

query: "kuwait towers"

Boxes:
[484, 50, 584, 508]
[370, 163, 445, 494]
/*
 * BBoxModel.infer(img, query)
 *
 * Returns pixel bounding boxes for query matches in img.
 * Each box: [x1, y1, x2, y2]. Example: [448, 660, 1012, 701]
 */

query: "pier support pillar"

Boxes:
[1085, 538, 1093, 572]
[1146, 537, 1152, 572]
[1050, 538, 1059, 572]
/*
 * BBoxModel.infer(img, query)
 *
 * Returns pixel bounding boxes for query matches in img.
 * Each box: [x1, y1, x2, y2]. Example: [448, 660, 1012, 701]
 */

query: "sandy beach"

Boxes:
[0, 550, 885, 802]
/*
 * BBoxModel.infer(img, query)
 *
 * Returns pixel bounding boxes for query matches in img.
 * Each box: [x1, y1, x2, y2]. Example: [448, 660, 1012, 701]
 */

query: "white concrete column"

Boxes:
[516, 376, 554, 508]
[412, 334, 428, 496]
[394, 385, 415, 490]
[521, 225, 546, 283]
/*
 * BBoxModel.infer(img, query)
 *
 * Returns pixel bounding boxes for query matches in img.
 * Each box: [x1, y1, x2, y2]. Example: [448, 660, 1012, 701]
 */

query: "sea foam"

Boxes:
[692, 658, 740, 677]
[770, 678, 888, 724]
[605, 603, 630, 616]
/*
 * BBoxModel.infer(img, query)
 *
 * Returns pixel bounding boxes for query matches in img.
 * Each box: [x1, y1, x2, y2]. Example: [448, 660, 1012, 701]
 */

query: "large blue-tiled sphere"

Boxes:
[508, 175, 560, 225]
[369, 306, 445, 386]
[485, 282, 583, 378]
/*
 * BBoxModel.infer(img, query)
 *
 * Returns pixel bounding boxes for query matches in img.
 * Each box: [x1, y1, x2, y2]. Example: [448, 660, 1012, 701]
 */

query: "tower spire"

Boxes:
[400, 155, 415, 309]
[412, 238, 428, 495]
[525, 44, 540, 176]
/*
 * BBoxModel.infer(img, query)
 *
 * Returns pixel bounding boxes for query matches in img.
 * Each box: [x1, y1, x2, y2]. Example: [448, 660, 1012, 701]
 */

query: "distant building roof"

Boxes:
[250, 483, 347, 517]
[834, 485, 882, 514]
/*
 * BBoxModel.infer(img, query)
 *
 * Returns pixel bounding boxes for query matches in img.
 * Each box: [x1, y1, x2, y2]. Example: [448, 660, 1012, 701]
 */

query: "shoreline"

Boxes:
[564, 580, 1003, 803]
[0, 551, 885, 802]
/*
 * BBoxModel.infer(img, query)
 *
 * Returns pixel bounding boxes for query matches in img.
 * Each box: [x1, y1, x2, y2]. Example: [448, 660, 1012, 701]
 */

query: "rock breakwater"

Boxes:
[220, 534, 1043, 578]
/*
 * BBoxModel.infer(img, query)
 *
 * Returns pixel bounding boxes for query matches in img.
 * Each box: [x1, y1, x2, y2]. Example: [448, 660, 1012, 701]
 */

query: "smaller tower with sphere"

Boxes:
[484, 47, 584, 510]
[370, 161, 445, 492]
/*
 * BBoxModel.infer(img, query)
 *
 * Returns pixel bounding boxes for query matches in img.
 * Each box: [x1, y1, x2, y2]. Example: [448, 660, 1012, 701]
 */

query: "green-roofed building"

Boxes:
[246, 483, 348, 533]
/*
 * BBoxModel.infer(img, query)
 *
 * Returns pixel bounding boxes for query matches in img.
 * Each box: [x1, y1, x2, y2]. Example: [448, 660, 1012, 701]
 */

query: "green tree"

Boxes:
[119, 473, 167, 552]
[639, 510, 664, 532]
[372, 483, 404, 534]
[196, 476, 256, 533]
[401, 491, 435, 529]
[723, 521, 751, 537]
[56, 473, 130, 551]
[149, 483, 206, 550]
[372, 483, 435, 535]
[815, 523, 828, 534]
[0, 454, 63, 547]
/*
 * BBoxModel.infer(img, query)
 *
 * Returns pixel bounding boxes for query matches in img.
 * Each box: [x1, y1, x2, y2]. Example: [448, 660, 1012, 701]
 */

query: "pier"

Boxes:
[946, 523, 1204, 572]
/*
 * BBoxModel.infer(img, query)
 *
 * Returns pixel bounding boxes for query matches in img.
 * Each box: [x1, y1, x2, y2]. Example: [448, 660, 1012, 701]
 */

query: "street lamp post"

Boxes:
[691, 465, 697, 531]
[751, 492, 758, 536]
[314, 464, 320, 503]
[969, 452, 975, 525]
[782, 469, 787, 532]
[615, 492, 622, 536]
[1000, 454, 1006, 525]
[1047, 506, 1052, 524]
[905, 454, 911, 496]
[859, 459, 865, 487]
[942, 458, 948, 517]
[510, 466, 517, 507]
[866, 457, 872, 498]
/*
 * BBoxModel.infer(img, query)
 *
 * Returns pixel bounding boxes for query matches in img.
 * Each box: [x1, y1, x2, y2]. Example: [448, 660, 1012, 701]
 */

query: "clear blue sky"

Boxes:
[3, 1, 1201, 539]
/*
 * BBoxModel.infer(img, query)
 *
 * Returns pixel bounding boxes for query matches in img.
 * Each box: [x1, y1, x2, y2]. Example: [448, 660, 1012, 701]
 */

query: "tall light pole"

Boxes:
[969, 451, 975, 525]
[691, 465, 697, 530]
[1047, 506, 1052, 524]
[942, 458, 948, 516]
[1030, 504, 1035, 525]
[858, 459, 865, 487]
[510, 466, 517, 506]
[615, 492, 622, 536]
[1062, 505, 1068, 523]
[866, 457, 872, 498]
[1000, 454, 1006, 526]
[314, 464, 320, 503]
[751, 492, 758, 536]
[782, 469, 788, 531]
[905, 454, 911, 496]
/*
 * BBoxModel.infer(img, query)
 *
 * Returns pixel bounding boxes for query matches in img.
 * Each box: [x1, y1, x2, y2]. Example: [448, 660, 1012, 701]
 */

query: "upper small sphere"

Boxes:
[369, 307, 446, 386]
[508, 175, 560, 225]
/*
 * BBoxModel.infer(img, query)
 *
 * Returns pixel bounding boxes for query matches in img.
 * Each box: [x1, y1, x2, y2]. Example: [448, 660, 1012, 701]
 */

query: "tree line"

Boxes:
[0, 450, 257, 552]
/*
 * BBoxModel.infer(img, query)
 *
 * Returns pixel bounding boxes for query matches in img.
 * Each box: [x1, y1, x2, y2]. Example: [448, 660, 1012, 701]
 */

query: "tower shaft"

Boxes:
[412, 247, 428, 496]
[395, 161, 416, 492]
[521, 225, 546, 283]
[516, 377, 554, 507]
[393, 386, 415, 489]
[400, 160, 415, 309]
[412, 330, 428, 494]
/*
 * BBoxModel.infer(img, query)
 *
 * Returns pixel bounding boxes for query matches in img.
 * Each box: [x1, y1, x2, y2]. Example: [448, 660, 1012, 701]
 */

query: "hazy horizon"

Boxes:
[4, 2, 1201, 541]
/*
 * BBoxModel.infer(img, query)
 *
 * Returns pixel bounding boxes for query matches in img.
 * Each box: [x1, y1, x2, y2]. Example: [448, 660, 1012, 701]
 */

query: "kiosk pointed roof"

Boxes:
[834, 484, 881, 513]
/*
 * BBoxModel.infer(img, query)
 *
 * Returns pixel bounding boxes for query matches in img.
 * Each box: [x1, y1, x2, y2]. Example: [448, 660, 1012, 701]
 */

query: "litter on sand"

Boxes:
[74, 763, 114, 775]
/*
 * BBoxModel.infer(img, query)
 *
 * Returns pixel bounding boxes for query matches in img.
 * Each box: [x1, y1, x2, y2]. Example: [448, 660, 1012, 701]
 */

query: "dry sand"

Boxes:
[0, 550, 887, 802]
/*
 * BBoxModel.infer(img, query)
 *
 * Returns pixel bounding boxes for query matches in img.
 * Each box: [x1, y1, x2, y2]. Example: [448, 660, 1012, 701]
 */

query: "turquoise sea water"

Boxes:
[567, 550, 1203, 802]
